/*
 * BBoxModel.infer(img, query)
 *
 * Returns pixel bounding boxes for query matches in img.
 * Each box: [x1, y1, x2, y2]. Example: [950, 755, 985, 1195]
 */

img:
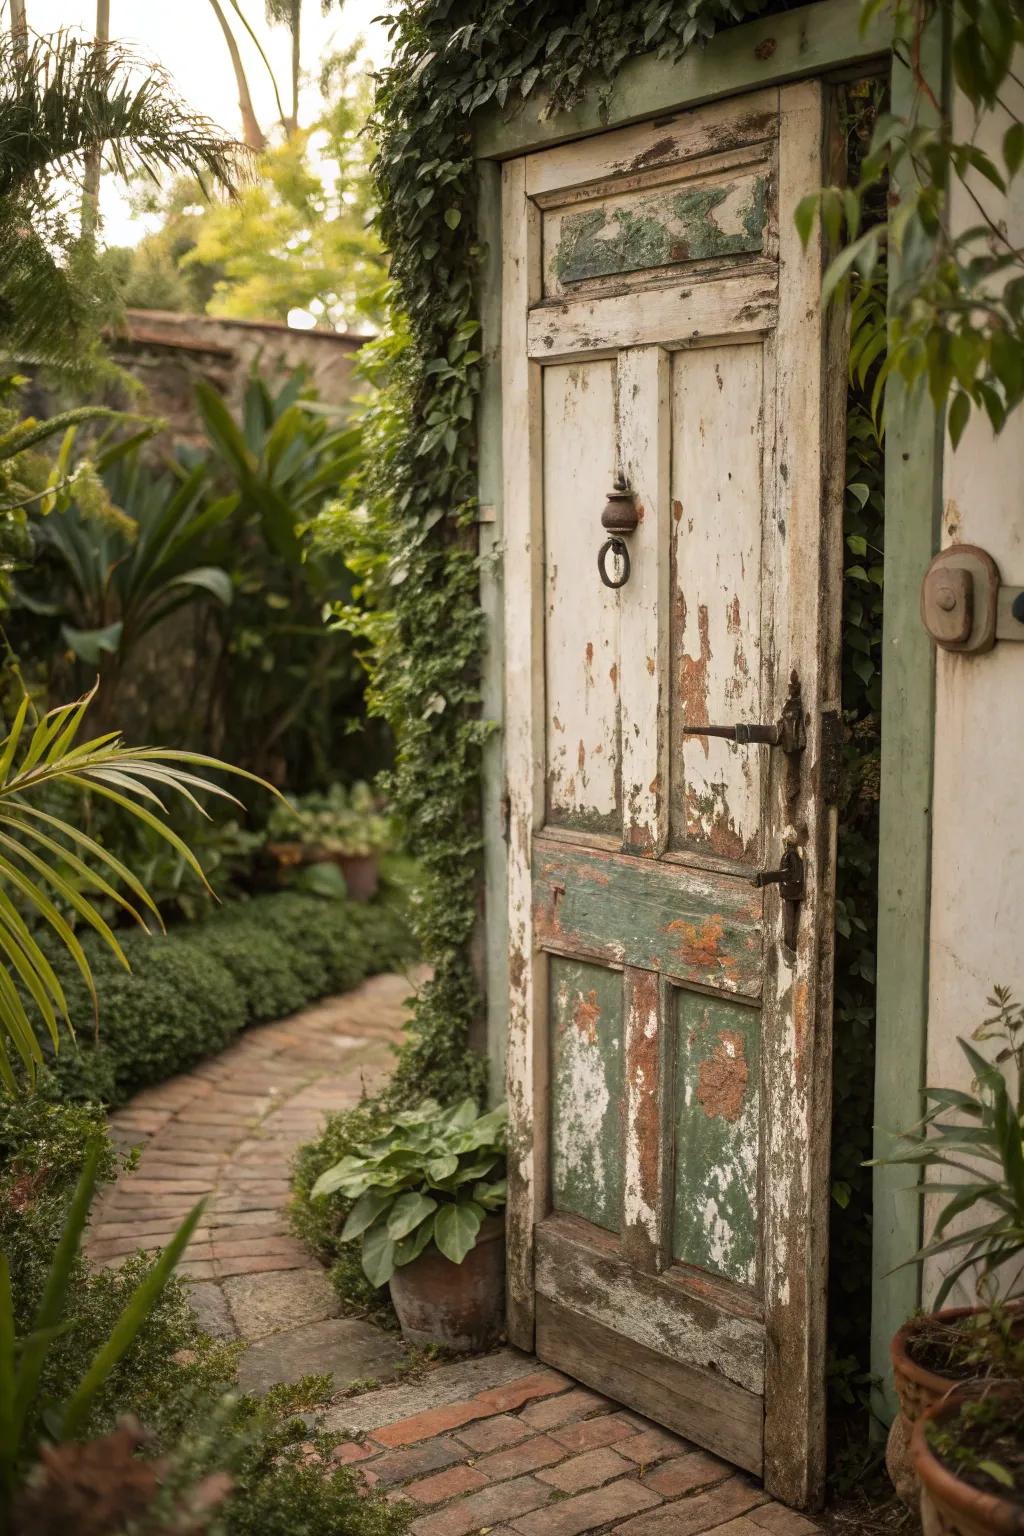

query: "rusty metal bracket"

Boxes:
[682, 670, 806, 757]
[921, 545, 1024, 653]
[751, 836, 804, 952]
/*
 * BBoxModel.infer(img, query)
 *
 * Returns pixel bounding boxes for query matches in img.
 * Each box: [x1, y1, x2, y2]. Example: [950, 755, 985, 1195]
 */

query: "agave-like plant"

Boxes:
[874, 987, 1024, 1306]
[0, 687, 269, 1092]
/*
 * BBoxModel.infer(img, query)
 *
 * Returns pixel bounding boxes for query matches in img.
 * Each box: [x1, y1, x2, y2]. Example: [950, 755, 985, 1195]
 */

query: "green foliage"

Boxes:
[0, 1134, 201, 1508]
[926, 1382, 1024, 1501]
[873, 987, 1024, 1308]
[0, 28, 242, 375]
[0, 686, 271, 1094]
[803, 0, 1024, 444]
[0, 1103, 407, 1535]
[290, 1101, 396, 1317]
[267, 781, 393, 858]
[42, 884, 417, 1106]
[112, 47, 386, 331]
[312, 1098, 507, 1286]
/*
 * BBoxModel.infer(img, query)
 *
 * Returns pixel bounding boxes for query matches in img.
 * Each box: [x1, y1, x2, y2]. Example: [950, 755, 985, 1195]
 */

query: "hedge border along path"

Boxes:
[86, 969, 426, 1395]
[43, 886, 418, 1107]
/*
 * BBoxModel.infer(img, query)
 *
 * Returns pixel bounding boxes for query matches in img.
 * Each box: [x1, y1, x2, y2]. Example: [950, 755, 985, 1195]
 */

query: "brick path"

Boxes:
[87, 971, 418, 1358]
[88, 972, 823, 1534]
[321, 1364, 822, 1536]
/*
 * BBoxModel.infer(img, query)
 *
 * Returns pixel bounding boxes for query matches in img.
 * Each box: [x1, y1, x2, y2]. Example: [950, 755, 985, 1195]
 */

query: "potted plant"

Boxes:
[311, 1098, 507, 1351]
[874, 988, 1024, 1501]
[911, 1381, 1024, 1536]
[265, 782, 392, 900]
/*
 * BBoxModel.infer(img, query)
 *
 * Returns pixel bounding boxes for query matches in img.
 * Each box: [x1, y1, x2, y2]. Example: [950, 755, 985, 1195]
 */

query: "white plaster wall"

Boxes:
[924, 77, 1024, 1307]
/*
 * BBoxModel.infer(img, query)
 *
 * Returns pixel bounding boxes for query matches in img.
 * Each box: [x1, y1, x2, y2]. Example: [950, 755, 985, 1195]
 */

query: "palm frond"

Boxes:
[0, 688, 273, 1092]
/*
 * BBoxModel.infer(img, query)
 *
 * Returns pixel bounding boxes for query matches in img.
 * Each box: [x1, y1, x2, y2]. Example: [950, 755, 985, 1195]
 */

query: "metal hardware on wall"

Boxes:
[596, 474, 638, 589]
[921, 544, 1024, 653]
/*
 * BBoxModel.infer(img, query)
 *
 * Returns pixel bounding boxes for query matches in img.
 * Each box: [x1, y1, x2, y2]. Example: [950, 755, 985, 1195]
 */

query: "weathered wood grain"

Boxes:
[528, 268, 777, 359]
[543, 360, 621, 835]
[757, 80, 840, 1511]
[535, 1219, 765, 1394]
[532, 836, 763, 996]
[669, 342, 768, 864]
[536, 1293, 765, 1474]
[617, 346, 670, 856]
[501, 154, 545, 1352]
[622, 967, 667, 1271]
[543, 169, 769, 292]
[672, 989, 761, 1285]
[525, 88, 779, 202]
[549, 956, 624, 1232]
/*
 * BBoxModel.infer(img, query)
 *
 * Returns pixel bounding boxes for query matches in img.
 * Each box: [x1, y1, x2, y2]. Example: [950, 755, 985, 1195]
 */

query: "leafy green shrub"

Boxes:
[312, 1099, 507, 1286]
[0, 1105, 407, 1535]
[39, 885, 417, 1106]
[290, 1101, 392, 1318]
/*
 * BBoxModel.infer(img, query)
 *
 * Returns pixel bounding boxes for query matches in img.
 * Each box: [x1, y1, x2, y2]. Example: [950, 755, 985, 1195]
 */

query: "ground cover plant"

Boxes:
[0, 1096, 410, 1536]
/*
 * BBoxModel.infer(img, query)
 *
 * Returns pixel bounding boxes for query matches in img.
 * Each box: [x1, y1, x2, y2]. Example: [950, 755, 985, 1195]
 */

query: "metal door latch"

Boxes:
[597, 475, 639, 590]
[921, 544, 1024, 654]
[682, 670, 806, 757]
[751, 835, 804, 953]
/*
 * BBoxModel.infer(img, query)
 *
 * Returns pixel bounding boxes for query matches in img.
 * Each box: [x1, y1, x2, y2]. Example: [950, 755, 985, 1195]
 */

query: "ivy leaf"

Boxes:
[794, 193, 818, 247]
[948, 391, 971, 449]
[444, 208, 462, 230]
[1004, 122, 1024, 179]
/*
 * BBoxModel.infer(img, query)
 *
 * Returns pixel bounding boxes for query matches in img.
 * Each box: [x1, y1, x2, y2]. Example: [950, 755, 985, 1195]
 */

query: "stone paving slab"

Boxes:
[86, 969, 423, 1392]
[310, 1362, 822, 1536]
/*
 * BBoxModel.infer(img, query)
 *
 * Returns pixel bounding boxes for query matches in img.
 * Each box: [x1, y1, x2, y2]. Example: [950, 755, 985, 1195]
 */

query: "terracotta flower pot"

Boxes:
[336, 852, 379, 902]
[911, 1391, 1024, 1536]
[887, 1305, 1023, 1508]
[388, 1218, 505, 1353]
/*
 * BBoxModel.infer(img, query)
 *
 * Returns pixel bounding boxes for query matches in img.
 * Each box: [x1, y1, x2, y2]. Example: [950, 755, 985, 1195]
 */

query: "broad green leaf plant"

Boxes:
[0, 687, 270, 1093]
[0, 1135, 202, 1511]
[312, 1099, 507, 1287]
[874, 987, 1024, 1307]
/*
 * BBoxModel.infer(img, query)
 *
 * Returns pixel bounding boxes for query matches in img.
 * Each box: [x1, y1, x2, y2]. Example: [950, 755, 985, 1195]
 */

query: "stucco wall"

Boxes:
[923, 78, 1024, 1306]
[112, 310, 366, 451]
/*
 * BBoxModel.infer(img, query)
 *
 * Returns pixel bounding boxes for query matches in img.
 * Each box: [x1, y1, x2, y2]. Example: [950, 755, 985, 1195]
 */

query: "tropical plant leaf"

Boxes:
[361, 1218, 397, 1288]
[434, 1202, 483, 1265]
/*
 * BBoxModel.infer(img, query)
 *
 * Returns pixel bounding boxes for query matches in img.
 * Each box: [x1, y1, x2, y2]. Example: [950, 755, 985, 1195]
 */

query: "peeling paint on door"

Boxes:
[548, 172, 768, 287]
[670, 344, 765, 862]
[550, 957, 624, 1232]
[672, 990, 760, 1285]
[544, 361, 622, 835]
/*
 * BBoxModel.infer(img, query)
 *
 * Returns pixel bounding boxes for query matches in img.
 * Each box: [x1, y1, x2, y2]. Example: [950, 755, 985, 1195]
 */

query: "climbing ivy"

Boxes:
[349, 0, 890, 1431]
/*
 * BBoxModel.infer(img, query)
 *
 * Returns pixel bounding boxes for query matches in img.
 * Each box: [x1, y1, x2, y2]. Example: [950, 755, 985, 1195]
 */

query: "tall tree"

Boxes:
[0, 26, 243, 372]
[80, 0, 110, 247]
[207, 0, 266, 151]
[266, 0, 302, 133]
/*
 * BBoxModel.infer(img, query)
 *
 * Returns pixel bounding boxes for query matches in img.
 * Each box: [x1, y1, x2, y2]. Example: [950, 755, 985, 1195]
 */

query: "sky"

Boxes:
[25, 1, 392, 244]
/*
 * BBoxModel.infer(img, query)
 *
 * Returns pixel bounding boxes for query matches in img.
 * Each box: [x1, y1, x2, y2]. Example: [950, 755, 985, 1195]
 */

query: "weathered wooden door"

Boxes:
[501, 83, 843, 1509]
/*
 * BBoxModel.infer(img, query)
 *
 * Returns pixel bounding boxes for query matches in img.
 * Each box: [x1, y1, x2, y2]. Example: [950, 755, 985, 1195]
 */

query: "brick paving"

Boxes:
[321, 1365, 822, 1536]
[87, 970, 420, 1356]
[88, 972, 823, 1534]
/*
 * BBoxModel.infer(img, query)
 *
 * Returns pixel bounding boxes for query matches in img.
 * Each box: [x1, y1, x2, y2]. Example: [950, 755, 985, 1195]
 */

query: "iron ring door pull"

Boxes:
[598, 536, 631, 589]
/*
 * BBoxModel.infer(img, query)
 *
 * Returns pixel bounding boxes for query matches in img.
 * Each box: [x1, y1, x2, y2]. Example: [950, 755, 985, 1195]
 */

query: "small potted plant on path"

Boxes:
[266, 781, 391, 900]
[311, 1098, 507, 1352]
[911, 1371, 1024, 1536]
[874, 987, 1024, 1505]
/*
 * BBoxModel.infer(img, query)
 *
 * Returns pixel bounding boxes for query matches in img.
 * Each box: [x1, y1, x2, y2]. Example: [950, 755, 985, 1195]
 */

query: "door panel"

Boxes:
[543, 361, 621, 834]
[669, 343, 767, 862]
[671, 989, 761, 1284]
[549, 955, 624, 1232]
[502, 80, 842, 1510]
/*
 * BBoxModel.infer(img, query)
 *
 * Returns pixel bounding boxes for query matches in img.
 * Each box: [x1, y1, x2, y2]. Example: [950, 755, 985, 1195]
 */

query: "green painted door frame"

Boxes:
[472, 0, 942, 1427]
